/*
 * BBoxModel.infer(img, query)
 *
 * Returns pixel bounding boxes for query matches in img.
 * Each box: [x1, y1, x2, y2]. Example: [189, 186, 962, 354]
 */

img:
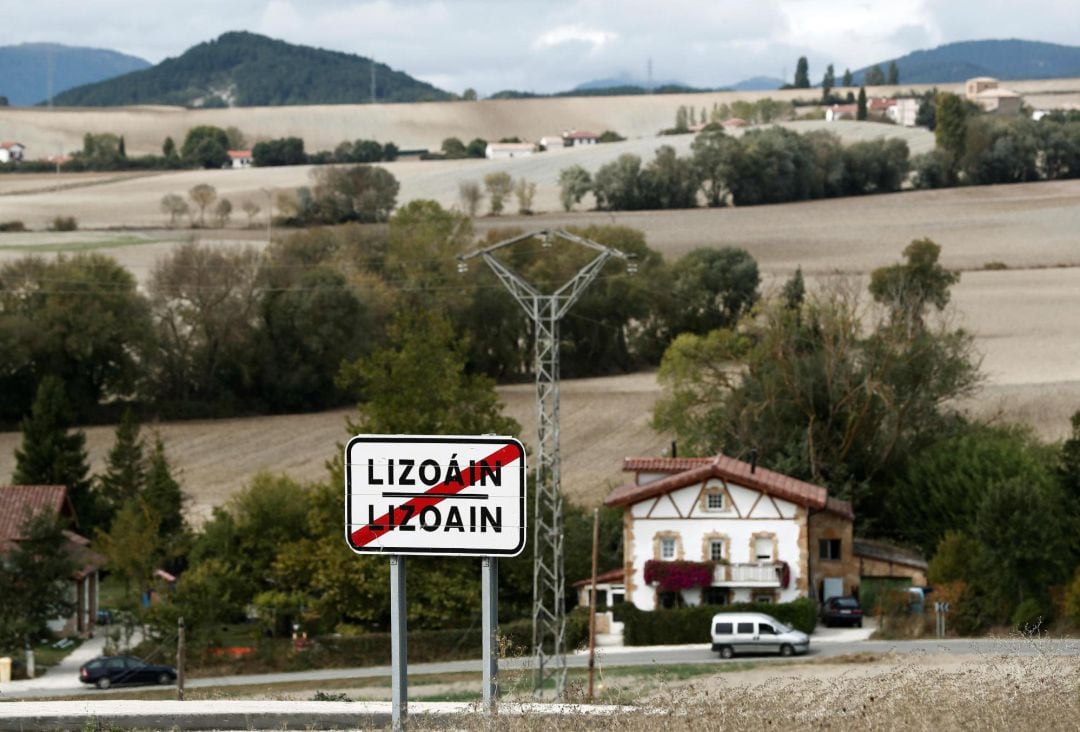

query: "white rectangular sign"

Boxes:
[345, 435, 527, 556]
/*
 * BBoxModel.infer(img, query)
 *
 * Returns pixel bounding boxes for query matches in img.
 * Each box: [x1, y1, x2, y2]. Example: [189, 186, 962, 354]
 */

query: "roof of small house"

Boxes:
[975, 88, 1021, 99]
[573, 567, 625, 587]
[227, 149, 253, 159]
[722, 117, 750, 127]
[0, 485, 71, 551]
[0, 141, 24, 149]
[486, 142, 537, 151]
[607, 454, 853, 519]
[562, 130, 598, 139]
[853, 538, 928, 570]
[868, 97, 897, 111]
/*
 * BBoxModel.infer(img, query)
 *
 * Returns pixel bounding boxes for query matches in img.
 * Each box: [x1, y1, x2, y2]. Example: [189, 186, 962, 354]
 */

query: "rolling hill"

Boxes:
[855, 39, 1080, 85]
[50, 31, 451, 107]
[0, 43, 150, 106]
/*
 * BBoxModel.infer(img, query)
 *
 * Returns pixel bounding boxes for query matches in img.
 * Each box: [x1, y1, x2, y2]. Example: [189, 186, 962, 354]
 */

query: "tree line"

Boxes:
[558, 127, 911, 211]
[0, 204, 761, 425]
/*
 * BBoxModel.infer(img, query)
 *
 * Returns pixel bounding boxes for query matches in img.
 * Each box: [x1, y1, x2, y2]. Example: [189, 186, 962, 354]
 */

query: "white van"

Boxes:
[710, 612, 810, 658]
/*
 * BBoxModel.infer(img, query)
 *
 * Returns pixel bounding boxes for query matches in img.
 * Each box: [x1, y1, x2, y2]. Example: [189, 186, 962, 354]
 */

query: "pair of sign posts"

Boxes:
[345, 435, 527, 730]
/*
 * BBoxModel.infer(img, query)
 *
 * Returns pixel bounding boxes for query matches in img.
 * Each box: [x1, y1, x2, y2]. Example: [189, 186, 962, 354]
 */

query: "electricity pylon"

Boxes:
[459, 229, 634, 696]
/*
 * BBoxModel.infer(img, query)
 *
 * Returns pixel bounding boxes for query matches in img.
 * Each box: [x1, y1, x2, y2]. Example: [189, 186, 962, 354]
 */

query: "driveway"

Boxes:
[0, 633, 106, 696]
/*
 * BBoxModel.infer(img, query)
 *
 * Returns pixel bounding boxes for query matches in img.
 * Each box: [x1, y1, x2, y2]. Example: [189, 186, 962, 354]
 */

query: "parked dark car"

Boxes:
[79, 655, 177, 689]
[822, 596, 864, 627]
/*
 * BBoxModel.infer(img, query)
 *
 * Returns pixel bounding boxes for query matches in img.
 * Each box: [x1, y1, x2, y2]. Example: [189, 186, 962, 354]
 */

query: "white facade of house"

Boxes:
[0, 142, 25, 163]
[889, 98, 920, 127]
[624, 476, 805, 610]
[562, 130, 598, 146]
[227, 150, 253, 168]
[485, 142, 537, 159]
[539, 135, 565, 149]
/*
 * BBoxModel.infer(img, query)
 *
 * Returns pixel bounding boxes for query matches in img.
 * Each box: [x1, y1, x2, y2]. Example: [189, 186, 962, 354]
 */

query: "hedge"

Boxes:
[614, 598, 818, 645]
[171, 609, 591, 675]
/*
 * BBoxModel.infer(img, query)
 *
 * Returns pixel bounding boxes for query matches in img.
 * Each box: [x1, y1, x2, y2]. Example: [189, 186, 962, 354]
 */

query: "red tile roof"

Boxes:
[606, 454, 837, 514]
[227, 149, 252, 158]
[563, 130, 598, 139]
[0, 485, 71, 550]
[573, 567, 625, 587]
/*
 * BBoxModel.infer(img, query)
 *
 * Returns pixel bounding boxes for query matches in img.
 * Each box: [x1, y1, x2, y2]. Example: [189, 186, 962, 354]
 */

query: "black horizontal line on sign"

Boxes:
[380, 492, 491, 500]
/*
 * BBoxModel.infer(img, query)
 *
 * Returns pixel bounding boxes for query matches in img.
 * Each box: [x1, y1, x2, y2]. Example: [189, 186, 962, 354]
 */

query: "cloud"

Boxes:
[532, 24, 619, 52]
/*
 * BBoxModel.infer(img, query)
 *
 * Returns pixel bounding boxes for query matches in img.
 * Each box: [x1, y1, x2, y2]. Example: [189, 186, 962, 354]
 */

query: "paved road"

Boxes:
[3, 635, 1075, 700]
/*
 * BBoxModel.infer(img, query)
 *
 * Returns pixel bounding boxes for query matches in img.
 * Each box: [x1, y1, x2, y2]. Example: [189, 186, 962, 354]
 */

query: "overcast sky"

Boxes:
[4, 0, 1080, 94]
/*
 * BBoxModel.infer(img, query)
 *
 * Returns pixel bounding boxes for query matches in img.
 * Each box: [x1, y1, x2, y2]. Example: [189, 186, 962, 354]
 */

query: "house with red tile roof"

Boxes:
[603, 454, 863, 610]
[227, 149, 253, 168]
[0, 484, 104, 636]
[0, 141, 25, 164]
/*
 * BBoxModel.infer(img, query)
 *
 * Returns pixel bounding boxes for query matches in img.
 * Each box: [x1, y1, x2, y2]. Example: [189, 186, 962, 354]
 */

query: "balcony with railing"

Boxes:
[712, 562, 782, 587]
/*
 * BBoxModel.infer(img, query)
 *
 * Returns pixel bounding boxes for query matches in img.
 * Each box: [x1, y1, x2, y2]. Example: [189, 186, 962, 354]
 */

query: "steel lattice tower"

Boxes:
[460, 229, 633, 696]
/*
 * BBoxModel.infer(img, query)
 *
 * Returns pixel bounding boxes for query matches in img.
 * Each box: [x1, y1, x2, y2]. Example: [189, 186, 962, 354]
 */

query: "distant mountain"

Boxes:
[730, 76, 785, 91]
[51, 31, 450, 107]
[574, 72, 693, 92]
[0, 43, 150, 105]
[854, 39, 1080, 85]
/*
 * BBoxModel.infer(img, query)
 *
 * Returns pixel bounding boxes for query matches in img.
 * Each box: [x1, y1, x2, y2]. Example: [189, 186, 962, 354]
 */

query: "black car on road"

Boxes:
[79, 655, 177, 689]
[821, 596, 864, 627]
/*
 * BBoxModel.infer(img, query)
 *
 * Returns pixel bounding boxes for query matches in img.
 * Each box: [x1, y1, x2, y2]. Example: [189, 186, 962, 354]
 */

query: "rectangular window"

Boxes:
[704, 587, 730, 605]
[754, 537, 774, 561]
[611, 592, 625, 606]
[660, 537, 676, 560]
[752, 593, 774, 604]
[705, 492, 725, 510]
[736, 622, 754, 634]
[819, 538, 842, 560]
[709, 540, 726, 562]
[714, 622, 733, 635]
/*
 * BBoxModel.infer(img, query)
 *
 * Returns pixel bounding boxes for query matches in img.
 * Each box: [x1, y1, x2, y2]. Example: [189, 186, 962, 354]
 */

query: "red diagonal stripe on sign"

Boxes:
[350, 443, 522, 548]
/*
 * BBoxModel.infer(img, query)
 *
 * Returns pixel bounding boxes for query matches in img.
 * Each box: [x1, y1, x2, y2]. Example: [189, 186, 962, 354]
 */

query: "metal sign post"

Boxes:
[482, 556, 498, 713]
[390, 556, 407, 731]
[345, 435, 526, 724]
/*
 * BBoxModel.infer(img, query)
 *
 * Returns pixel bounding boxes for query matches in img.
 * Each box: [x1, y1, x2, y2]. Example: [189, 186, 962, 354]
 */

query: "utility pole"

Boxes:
[460, 229, 634, 697]
[587, 507, 599, 701]
[177, 617, 185, 701]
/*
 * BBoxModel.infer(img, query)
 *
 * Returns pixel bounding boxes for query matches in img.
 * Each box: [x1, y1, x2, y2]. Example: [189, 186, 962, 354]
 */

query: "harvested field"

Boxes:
[1, 76, 1078, 157]
[0, 120, 933, 230]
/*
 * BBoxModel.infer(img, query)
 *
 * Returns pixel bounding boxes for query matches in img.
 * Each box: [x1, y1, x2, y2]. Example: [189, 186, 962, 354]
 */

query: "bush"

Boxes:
[911, 150, 950, 189]
[1062, 568, 1080, 628]
[49, 216, 78, 231]
[1012, 597, 1050, 632]
[614, 598, 817, 645]
[0, 220, 26, 232]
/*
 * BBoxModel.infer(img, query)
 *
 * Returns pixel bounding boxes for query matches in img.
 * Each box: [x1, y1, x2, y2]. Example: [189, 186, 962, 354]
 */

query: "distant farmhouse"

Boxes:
[485, 142, 537, 159]
[227, 149, 253, 168]
[539, 135, 565, 150]
[0, 141, 25, 163]
[587, 454, 926, 614]
[562, 130, 598, 146]
[965, 77, 1023, 115]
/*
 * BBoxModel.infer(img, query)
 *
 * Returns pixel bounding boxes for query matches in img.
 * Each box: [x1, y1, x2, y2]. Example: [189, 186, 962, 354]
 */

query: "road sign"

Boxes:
[345, 435, 527, 556]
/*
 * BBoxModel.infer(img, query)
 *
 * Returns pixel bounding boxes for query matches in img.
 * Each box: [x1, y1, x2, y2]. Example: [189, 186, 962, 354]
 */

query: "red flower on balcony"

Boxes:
[643, 559, 714, 591]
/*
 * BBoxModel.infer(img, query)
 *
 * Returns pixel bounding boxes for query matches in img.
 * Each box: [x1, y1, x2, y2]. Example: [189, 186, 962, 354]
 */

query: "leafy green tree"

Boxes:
[13, 376, 92, 519]
[96, 408, 146, 526]
[181, 125, 229, 168]
[462, 88, 478, 101]
[188, 183, 217, 226]
[160, 193, 189, 226]
[593, 154, 644, 210]
[340, 308, 520, 437]
[661, 248, 759, 338]
[143, 436, 186, 541]
[458, 180, 482, 216]
[1059, 409, 1080, 502]
[558, 165, 592, 211]
[794, 56, 810, 88]
[483, 171, 513, 215]
[514, 177, 537, 213]
[441, 137, 467, 159]
[252, 137, 306, 166]
[0, 254, 152, 421]
[162, 136, 177, 160]
[856, 86, 868, 120]
[841, 138, 910, 195]
[305, 165, 400, 224]
[869, 238, 959, 335]
[934, 92, 969, 181]
[887, 61, 899, 85]
[674, 105, 690, 132]
[0, 508, 75, 650]
[865, 65, 886, 85]
[781, 267, 805, 310]
[821, 64, 835, 100]
[691, 129, 738, 207]
[842, 68, 853, 87]
[465, 138, 487, 158]
[961, 117, 1040, 185]
[95, 498, 162, 610]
